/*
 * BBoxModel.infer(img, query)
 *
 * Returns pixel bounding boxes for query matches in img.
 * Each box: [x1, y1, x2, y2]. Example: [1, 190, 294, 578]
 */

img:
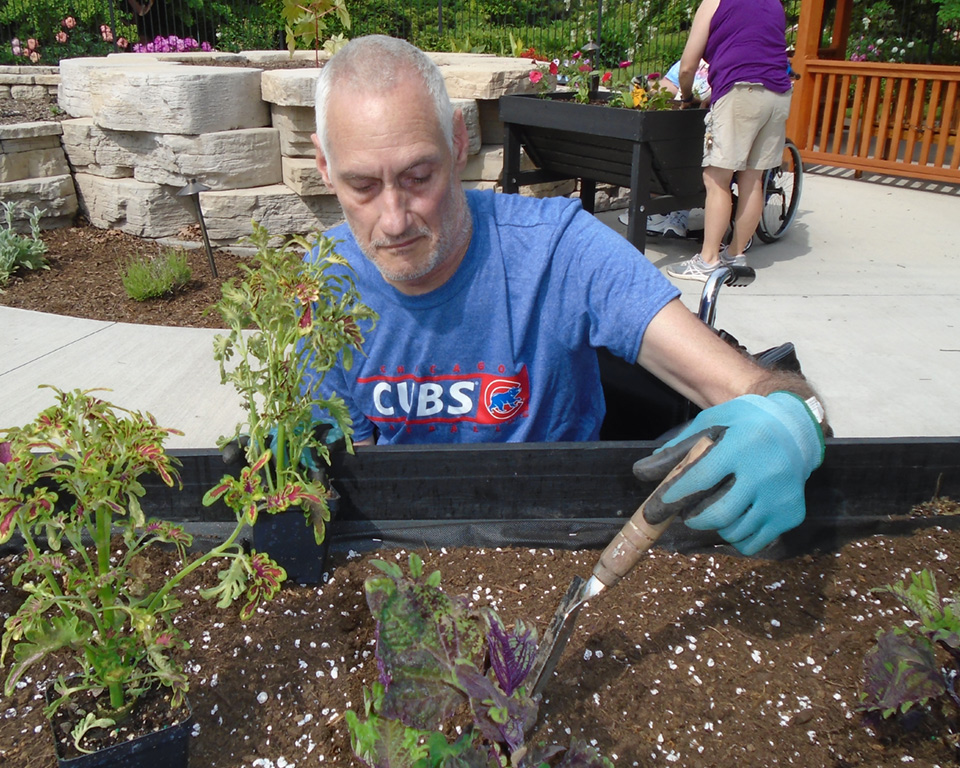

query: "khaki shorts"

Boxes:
[702, 83, 792, 170]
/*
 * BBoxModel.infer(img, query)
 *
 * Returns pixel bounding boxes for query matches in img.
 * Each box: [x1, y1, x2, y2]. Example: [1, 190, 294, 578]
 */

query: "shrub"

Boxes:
[0, 202, 48, 290]
[121, 248, 193, 301]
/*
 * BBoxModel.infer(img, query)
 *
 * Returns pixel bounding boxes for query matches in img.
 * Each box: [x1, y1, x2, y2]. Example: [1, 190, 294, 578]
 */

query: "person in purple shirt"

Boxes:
[667, 0, 792, 282]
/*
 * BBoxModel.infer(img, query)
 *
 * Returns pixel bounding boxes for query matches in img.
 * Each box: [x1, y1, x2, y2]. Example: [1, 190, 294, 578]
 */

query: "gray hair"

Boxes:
[314, 35, 454, 159]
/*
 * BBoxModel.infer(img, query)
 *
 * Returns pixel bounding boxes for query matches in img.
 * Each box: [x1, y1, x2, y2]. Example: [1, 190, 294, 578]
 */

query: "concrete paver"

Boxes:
[2, 168, 957, 448]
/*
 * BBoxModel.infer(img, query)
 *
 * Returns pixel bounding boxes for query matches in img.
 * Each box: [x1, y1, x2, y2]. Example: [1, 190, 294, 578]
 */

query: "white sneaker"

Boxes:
[687, 208, 705, 231]
[643, 213, 670, 236]
[661, 210, 688, 239]
[666, 253, 719, 282]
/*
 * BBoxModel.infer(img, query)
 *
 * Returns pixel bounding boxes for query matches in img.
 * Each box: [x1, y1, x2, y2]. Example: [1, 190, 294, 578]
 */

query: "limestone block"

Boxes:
[0, 174, 78, 231]
[73, 173, 195, 237]
[429, 54, 538, 100]
[0, 122, 70, 184]
[477, 99, 505, 145]
[58, 56, 168, 118]
[0, 146, 70, 183]
[261, 69, 321, 107]
[451, 98, 481, 156]
[462, 180, 499, 192]
[519, 178, 578, 199]
[282, 156, 330, 196]
[88, 65, 269, 134]
[198, 184, 344, 242]
[108, 51, 245, 65]
[134, 128, 282, 190]
[60, 118, 140, 177]
[243, 50, 326, 65]
[271, 104, 316, 157]
[461, 145, 538, 183]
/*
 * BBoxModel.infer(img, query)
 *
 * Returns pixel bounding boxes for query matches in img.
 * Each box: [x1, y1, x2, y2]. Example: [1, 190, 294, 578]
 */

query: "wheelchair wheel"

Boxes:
[756, 140, 803, 243]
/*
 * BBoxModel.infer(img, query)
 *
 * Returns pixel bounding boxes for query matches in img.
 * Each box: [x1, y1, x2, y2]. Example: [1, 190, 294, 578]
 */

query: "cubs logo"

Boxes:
[483, 379, 525, 421]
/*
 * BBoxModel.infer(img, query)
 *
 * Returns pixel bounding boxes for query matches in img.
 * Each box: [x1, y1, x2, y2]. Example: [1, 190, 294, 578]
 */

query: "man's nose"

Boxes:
[379, 187, 408, 236]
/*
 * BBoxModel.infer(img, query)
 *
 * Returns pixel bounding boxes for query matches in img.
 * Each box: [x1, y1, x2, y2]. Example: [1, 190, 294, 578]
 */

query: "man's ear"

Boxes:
[452, 109, 469, 172]
[311, 133, 334, 188]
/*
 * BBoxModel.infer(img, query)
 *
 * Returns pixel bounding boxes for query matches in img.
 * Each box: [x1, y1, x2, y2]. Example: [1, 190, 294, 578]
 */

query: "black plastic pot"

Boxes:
[45, 687, 192, 768]
[252, 488, 339, 583]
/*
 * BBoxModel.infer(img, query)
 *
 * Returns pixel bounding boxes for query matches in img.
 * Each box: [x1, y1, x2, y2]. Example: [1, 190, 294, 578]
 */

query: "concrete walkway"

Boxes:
[2, 168, 958, 449]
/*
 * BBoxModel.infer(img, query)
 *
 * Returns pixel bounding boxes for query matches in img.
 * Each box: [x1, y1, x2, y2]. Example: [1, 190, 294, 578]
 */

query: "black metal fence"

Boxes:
[1, 0, 956, 69]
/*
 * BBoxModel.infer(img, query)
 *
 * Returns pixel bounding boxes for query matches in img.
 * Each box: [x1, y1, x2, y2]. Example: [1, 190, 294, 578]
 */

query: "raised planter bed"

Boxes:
[2, 437, 959, 766]
[500, 93, 707, 251]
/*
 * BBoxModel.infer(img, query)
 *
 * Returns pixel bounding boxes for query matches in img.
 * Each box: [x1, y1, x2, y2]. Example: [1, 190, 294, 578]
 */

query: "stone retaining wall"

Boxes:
[2, 52, 592, 243]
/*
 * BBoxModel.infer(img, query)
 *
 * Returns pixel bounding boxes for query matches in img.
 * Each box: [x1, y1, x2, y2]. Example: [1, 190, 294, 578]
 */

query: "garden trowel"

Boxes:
[527, 435, 714, 697]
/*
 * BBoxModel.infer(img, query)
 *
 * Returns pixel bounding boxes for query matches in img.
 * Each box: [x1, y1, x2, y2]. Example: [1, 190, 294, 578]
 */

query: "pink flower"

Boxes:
[63, 16, 77, 29]
[529, 70, 543, 84]
[619, 60, 632, 68]
[26, 38, 37, 51]
[572, 51, 582, 59]
[29, 51, 40, 63]
[11, 38, 21, 56]
[601, 71, 612, 84]
[117, 37, 128, 49]
[55, 31, 68, 43]
[101, 28, 114, 43]
[647, 72, 661, 80]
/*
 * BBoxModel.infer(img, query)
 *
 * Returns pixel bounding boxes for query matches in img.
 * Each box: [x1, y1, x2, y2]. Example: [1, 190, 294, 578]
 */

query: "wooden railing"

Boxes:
[789, 60, 960, 182]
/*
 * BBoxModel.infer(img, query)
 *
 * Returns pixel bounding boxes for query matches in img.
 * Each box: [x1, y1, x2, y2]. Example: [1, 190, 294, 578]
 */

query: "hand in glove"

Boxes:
[632, 392, 825, 556]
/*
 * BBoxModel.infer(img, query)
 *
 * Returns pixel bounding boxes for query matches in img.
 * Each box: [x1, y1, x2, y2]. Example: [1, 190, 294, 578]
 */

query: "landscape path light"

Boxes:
[177, 178, 218, 278]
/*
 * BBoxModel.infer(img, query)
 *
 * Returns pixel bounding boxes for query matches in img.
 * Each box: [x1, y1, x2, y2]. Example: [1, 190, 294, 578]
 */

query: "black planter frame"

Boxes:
[499, 93, 707, 251]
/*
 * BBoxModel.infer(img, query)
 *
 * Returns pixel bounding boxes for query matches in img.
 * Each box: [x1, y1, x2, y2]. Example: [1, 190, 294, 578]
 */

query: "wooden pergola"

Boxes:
[788, 0, 960, 181]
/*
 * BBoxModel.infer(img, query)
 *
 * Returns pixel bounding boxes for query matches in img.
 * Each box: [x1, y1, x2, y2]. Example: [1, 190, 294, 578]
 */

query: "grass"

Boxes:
[121, 248, 193, 301]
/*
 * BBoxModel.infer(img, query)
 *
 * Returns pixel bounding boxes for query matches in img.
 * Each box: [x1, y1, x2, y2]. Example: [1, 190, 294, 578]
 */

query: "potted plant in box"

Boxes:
[211, 221, 376, 583]
[502, 47, 709, 251]
[0, 386, 292, 766]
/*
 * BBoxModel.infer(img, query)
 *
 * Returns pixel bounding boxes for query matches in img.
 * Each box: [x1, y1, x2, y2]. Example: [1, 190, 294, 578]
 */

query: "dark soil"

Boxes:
[0, 220, 246, 328]
[2, 524, 960, 767]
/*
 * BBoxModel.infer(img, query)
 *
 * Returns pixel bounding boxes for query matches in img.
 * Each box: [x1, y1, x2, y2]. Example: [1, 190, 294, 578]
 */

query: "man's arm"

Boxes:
[633, 298, 828, 556]
[637, 298, 826, 414]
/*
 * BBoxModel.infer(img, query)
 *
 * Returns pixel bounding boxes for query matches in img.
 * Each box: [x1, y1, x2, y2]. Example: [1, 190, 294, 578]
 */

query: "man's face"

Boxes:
[312, 76, 471, 295]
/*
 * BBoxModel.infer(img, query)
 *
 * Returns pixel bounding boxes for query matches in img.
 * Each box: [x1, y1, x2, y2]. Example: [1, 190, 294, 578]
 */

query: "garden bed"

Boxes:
[2, 521, 959, 767]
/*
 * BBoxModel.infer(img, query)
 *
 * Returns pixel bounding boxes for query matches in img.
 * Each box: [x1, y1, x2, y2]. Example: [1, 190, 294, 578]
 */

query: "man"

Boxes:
[307, 35, 826, 556]
[667, 0, 792, 281]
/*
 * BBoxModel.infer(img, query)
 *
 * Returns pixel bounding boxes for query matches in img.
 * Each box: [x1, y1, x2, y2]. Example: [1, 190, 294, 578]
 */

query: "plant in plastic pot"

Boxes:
[211, 221, 375, 582]
[0, 386, 289, 765]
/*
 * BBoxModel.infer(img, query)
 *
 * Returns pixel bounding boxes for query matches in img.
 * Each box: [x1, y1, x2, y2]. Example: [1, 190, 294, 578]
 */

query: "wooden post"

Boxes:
[787, 0, 828, 150]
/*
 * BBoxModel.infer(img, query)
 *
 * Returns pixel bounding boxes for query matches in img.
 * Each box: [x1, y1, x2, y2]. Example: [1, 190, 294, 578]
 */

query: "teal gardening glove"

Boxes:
[633, 392, 825, 556]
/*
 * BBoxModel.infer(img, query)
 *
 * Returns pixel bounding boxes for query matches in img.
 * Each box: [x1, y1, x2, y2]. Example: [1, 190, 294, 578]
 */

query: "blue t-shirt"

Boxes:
[305, 190, 679, 445]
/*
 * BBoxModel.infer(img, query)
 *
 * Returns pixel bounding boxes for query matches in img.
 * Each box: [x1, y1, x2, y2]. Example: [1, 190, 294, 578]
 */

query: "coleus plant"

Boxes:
[212, 222, 375, 545]
[859, 569, 960, 723]
[0, 387, 291, 752]
[345, 553, 614, 767]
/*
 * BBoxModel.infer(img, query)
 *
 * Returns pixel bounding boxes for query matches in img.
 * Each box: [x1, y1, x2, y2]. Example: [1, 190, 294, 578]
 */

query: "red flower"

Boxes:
[572, 51, 582, 59]
[529, 71, 543, 85]
[549, 61, 559, 75]
[601, 72, 613, 84]
[619, 60, 632, 68]
[578, 64, 591, 72]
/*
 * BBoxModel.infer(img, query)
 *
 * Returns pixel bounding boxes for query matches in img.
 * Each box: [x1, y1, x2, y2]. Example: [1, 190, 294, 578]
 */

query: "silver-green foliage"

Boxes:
[0, 202, 49, 290]
[121, 248, 193, 301]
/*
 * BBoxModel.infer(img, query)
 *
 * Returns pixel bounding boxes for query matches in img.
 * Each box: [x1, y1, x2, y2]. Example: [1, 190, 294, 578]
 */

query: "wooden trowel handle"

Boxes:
[593, 435, 714, 588]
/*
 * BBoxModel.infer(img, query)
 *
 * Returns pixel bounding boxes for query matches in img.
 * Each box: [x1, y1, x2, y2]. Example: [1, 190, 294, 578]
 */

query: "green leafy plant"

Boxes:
[121, 248, 193, 301]
[0, 202, 48, 290]
[345, 553, 614, 767]
[281, 0, 351, 65]
[859, 569, 960, 724]
[0, 386, 291, 752]
[211, 222, 375, 547]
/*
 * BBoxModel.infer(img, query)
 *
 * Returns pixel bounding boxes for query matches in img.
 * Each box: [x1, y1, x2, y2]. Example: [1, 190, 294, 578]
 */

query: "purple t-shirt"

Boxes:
[304, 190, 679, 445]
[704, 0, 791, 103]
